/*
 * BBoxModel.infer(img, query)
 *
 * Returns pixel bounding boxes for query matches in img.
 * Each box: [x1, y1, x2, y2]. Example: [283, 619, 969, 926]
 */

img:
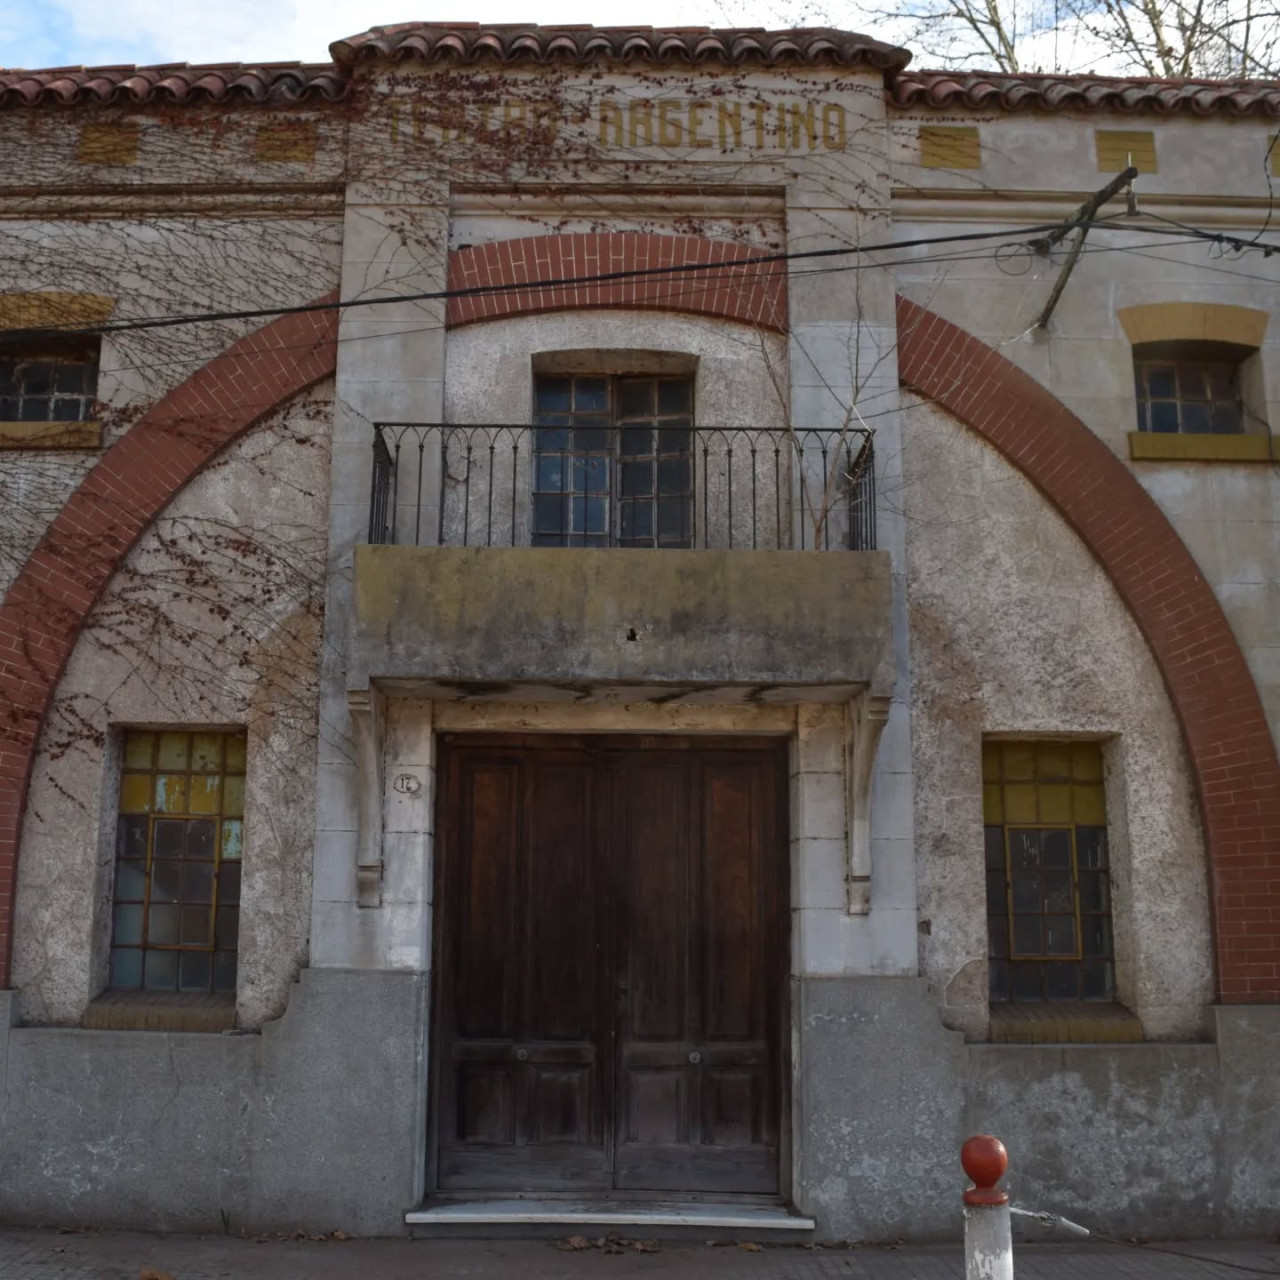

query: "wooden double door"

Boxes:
[431, 735, 787, 1196]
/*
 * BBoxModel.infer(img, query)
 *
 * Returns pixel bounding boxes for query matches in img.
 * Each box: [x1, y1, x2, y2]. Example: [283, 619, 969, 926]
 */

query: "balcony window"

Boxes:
[532, 374, 694, 548]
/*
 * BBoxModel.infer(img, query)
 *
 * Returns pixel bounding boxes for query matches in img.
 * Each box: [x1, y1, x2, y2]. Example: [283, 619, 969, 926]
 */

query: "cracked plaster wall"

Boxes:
[10, 381, 333, 1028]
[900, 395, 1213, 1041]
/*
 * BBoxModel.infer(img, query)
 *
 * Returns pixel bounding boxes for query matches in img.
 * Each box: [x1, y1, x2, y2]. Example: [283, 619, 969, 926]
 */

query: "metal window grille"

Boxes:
[983, 741, 1114, 1003]
[110, 729, 245, 994]
[0, 340, 99, 423]
[1134, 351, 1244, 435]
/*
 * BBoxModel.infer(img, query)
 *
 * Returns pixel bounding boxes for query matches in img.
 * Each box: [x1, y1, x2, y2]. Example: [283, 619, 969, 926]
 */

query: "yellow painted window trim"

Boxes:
[0, 292, 115, 330]
[1117, 301, 1268, 348]
[1128, 431, 1275, 462]
[0, 421, 102, 450]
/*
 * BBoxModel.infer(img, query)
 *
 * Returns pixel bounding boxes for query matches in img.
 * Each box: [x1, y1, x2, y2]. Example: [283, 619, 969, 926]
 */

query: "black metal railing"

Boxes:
[367, 423, 876, 552]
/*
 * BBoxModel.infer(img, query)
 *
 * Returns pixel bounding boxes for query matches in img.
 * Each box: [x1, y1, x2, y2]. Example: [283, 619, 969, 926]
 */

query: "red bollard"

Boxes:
[962, 1135, 1013, 1279]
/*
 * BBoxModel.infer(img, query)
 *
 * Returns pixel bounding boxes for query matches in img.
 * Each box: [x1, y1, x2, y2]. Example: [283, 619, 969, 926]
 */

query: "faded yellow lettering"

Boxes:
[629, 100, 654, 146]
[687, 100, 709, 146]
[658, 100, 683, 147]
[412, 102, 428, 141]
[389, 101, 400, 143]
[717, 101, 742, 150]
[599, 100, 624, 145]
[530, 101, 559, 141]
[503, 100, 527, 131]
[775, 103, 787, 146]
[477, 102, 495, 135]
[788, 103, 817, 150]
[751, 101, 767, 148]
[821, 104, 847, 150]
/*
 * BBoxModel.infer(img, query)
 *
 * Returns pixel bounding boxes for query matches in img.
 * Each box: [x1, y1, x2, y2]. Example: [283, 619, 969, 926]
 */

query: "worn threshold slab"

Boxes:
[405, 1200, 816, 1230]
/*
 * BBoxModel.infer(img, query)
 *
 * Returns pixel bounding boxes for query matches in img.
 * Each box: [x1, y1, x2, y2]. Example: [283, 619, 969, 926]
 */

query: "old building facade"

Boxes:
[0, 23, 1277, 1239]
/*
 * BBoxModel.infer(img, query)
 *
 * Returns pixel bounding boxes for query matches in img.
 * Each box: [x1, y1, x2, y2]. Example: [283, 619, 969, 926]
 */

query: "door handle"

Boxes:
[515, 1047, 529, 1062]
[688, 1050, 702, 1065]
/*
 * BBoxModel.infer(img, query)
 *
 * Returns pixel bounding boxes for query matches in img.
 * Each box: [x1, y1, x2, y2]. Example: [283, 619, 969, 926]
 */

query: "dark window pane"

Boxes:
[584, 497, 607, 535]
[536, 455, 563, 490]
[1044, 916, 1079, 956]
[150, 862, 181, 904]
[1011, 962, 1043, 1001]
[574, 379, 608, 412]
[658, 379, 692, 415]
[52, 398, 83, 422]
[144, 949, 178, 991]
[984, 826, 1005, 869]
[24, 362, 53, 396]
[186, 819, 217, 860]
[572, 426, 608, 452]
[1081, 960, 1113, 1000]
[1212, 402, 1243, 433]
[535, 378, 571, 413]
[658, 427, 692, 454]
[117, 815, 148, 860]
[619, 427, 652, 457]
[1011, 871, 1040, 912]
[216, 905, 240, 950]
[657, 497, 689, 539]
[111, 947, 142, 989]
[1013, 917, 1043, 955]
[115, 859, 147, 901]
[213, 950, 238, 992]
[154, 819, 185, 859]
[1149, 401, 1179, 433]
[1078, 827, 1109, 869]
[19, 398, 47, 422]
[1079, 871, 1109, 912]
[1009, 829, 1039, 868]
[181, 861, 215, 904]
[1042, 829, 1071, 868]
[536, 425, 569, 448]
[1207, 365, 1237, 399]
[113, 904, 143, 946]
[178, 951, 212, 992]
[988, 914, 1009, 958]
[620, 501, 654, 542]
[618, 379, 654, 418]
[0, 365, 15, 394]
[986, 869, 1008, 915]
[989, 959, 1009, 1002]
[181, 905, 211, 945]
[219, 863, 242, 907]
[1082, 916, 1112, 958]
[657, 456, 691, 495]
[582, 456, 609, 493]
[1182, 401, 1211, 433]
[54, 362, 86, 393]
[533, 494, 566, 534]
[1145, 364, 1176, 398]
[148, 904, 179, 944]
[1046, 964, 1079, 1001]
[620, 461, 654, 497]
[0, 396, 18, 418]
[1042, 870, 1074, 912]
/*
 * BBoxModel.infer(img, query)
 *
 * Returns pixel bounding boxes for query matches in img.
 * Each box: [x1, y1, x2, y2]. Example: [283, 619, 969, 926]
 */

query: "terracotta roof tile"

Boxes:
[328, 23, 912, 72]
[0, 62, 350, 108]
[891, 68, 1280, 116]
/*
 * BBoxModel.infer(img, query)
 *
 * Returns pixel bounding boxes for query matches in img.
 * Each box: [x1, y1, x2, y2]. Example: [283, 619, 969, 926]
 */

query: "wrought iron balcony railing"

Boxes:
[368, 423, 875, 552]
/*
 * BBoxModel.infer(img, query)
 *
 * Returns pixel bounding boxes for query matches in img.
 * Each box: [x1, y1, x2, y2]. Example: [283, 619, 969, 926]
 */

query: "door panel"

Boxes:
[434, 736, 784, 1196]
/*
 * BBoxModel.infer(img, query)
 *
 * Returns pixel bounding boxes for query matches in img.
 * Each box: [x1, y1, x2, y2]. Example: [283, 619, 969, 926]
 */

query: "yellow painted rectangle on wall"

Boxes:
[1096, 129, 1156, 174]
[918, 125, 981, 169]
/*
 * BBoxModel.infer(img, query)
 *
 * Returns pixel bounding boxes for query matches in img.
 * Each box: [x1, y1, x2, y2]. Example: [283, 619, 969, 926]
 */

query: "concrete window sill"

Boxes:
[0, 420, 102, 450]
[989, 1002, 1142, 1044]
[83, 989, 236, 1033]
[1128, 431, 1274, 463]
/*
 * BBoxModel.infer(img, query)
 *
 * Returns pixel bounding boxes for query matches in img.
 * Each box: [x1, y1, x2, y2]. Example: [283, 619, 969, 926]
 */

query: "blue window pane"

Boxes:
[111, 947, 142, 989]
[116, 815, 147, 860]
[573, 426, 608, 451]
[535, 425, 569, 447]
[574, 379, 607, 412]
[619, 427, 652, 457]
[658, 380, 692, 415]
[150, 861, 181, 904]
[115, 859, 147, 901]
[585, 497, 607, 534]
[535, 378, 571, 413]
[620, 461, 654, 498]
[179, 951, 211, 992]
[113, 904, 143, 946]
[181, 905, 211, 945]
[52, 398, 83, 422]
[148, 904, 179, 944]
[144, 950, 179, 991]
[1146, 365, 1176, 397]
[620, 502, 654, 541]
[220, 819, 243, 862]
[216, 906, 239, 950]
[181, 861, 215, 904]
[658, 457, 690, 495]
[536, 455, 563, 491]
[534, 494, 566, 534]
[213, 950, 238, 993]
[1149, 401, 1179, 433]
[618, 380, 653, 418]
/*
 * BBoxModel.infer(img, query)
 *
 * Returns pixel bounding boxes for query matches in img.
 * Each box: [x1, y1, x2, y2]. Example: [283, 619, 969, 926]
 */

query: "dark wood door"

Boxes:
[433, 735, 786, 1196]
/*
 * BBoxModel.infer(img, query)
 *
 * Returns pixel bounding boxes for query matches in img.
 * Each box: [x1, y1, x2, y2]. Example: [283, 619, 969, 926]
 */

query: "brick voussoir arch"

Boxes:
[896, 295, 1280, 1004]
[0, 296, 339, 988]
[446, 231, 788, 331]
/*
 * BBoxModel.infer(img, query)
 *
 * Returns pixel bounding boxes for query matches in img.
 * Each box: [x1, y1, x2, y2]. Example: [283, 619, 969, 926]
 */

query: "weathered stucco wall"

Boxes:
[10, 381, 333, 1028]
[900, 395, 1213, 1041]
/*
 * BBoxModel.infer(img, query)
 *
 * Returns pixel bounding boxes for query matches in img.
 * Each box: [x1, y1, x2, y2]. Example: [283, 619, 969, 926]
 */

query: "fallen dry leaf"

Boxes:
[738, 1242, 763, 1252]
[139, 1269, 175, 1280]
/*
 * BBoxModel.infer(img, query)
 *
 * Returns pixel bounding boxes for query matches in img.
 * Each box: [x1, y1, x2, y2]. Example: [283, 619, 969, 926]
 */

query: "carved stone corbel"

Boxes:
[846, 688, 892, 914]
[347, 687, 386, 908]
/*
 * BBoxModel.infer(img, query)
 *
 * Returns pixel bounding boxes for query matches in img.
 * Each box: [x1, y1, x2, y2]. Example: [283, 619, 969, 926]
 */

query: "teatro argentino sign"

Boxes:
[389, 96, 855, 152]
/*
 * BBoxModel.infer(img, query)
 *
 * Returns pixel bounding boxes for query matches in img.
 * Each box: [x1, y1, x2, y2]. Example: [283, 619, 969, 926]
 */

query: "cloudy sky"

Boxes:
[2, 0, 810, 68]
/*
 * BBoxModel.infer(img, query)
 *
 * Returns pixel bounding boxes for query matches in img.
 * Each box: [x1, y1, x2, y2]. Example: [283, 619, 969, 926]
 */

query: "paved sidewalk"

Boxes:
[2, 1228, 1279, 1280]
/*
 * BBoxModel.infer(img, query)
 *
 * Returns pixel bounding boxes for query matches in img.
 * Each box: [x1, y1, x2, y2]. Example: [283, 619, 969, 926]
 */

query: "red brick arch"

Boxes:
[446, 231, 787, 331]
[0, 299, 338, 987]
[897, 296, 1280, 1003]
